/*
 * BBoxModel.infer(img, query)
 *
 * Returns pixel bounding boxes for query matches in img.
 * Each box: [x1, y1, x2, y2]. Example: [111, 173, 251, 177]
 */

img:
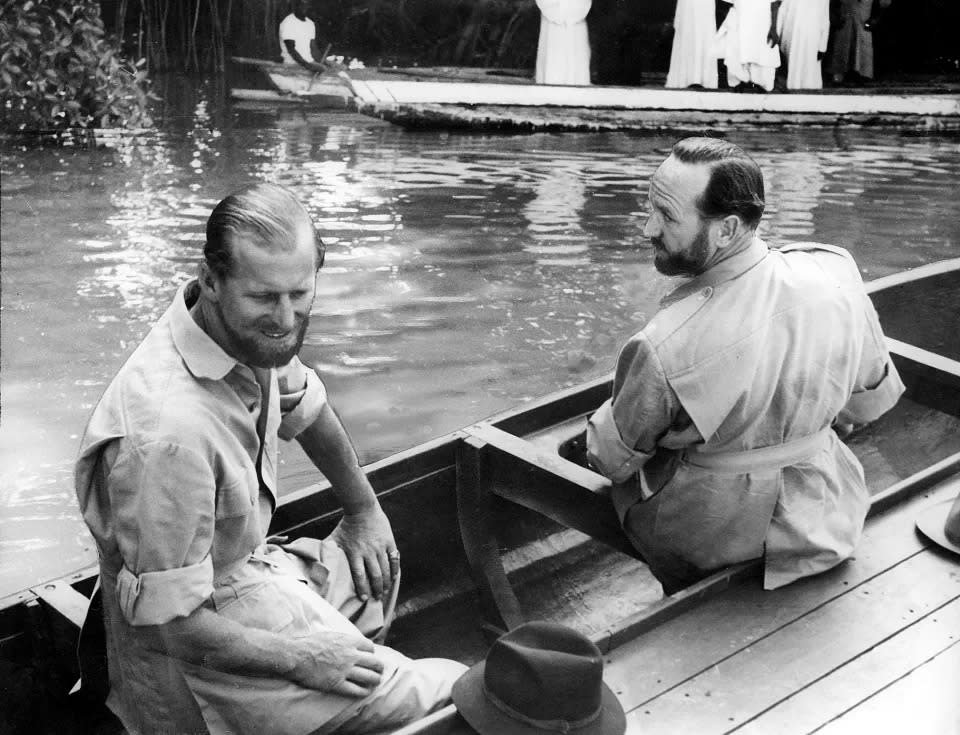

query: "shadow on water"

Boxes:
[1, 73, 959, 596]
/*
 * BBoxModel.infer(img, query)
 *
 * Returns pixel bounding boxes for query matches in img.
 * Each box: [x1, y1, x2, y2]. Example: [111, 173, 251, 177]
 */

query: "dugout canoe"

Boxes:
[344, 77, 960, 132]
[230, 57, 532, 108]
[3, 257, 959, 735]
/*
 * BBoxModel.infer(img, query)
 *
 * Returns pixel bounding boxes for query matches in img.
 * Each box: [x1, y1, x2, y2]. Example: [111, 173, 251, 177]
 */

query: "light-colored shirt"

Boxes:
[75, 280, 330, 732]
[587, 239, 904, 590]
[279, 13, 316, 63]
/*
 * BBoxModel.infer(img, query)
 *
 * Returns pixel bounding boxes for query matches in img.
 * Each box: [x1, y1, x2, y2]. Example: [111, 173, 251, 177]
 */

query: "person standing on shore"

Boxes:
[74, 183, 466, 735]
[666, 0, 719, 89]
[716, 0, 782, 92]
[778, 0, 831, 89]
[534, 0, 593, 85]
[828, 0, 891, 85]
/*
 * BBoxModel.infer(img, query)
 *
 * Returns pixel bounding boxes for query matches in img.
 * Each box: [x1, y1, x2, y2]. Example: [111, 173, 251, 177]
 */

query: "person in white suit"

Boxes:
[535, 0, 592, 85]
[666, 0, 719, 89]
[716, 0, 781, 92]
[777, 0, 830, 89]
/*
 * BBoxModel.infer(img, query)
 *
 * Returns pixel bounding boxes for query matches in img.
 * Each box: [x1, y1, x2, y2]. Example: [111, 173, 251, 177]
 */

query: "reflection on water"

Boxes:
[524, 164, 591, 265]
[2, 77, 959, 595]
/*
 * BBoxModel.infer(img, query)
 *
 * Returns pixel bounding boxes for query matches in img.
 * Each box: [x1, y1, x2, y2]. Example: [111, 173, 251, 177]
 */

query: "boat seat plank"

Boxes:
[460, 423, 634, 556]
[454, 422, 639, 633]
[887, 337, 960, 384]
[734, 598, 960, 735]
[603, 472, 960, 711]
[813, 641, 960, 735]
[626, 549, 960, 735]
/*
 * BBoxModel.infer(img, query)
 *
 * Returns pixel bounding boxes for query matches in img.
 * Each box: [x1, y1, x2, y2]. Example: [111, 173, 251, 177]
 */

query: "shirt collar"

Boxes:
[170, 280, 239, 381]
[660, 237, 769, 307]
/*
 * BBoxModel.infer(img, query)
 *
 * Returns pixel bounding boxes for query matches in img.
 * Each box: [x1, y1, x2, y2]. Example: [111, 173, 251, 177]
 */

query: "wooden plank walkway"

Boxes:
[602, 471, 960, 735]
[347, 80, 960, 116]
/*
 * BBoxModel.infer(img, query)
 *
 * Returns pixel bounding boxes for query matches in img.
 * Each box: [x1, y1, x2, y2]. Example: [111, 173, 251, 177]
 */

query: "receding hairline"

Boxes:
[662, 137, 765, 227]
[205, 183, 326, 276]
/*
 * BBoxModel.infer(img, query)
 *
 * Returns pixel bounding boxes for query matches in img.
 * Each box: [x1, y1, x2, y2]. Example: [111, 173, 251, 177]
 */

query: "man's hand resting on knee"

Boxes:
[151, 605, 384, 698]
[290, 629, 385, 697]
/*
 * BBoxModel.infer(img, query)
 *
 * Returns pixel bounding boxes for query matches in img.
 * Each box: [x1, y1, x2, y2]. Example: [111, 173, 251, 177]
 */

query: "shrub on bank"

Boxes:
[0, 0, 151, 131]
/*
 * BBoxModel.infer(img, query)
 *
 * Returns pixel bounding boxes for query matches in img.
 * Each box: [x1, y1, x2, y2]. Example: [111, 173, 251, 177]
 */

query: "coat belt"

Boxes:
[684, 427, 832, 474]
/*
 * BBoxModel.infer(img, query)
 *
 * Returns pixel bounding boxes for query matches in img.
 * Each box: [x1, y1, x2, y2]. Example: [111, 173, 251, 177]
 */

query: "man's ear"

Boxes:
[198, 261, 221, 303]
[713, 215, 742, 249]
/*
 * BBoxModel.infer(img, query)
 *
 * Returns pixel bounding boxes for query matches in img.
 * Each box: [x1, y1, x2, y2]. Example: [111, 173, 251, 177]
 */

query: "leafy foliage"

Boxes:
[0, 0, 152, 130]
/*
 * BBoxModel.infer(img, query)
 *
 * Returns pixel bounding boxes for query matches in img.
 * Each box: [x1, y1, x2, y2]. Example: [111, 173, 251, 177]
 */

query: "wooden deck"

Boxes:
[609, 466, 960, 734]
[346, 80, 960, 132]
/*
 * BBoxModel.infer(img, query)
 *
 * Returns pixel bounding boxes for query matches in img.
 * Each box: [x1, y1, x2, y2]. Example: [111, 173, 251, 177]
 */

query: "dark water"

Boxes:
[1, 76, 958, 597]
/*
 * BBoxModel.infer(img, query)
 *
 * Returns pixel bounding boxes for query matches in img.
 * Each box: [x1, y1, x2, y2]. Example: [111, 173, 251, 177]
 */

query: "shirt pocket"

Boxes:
[215, 460, 258, 519]
[214, 579, 296, 634]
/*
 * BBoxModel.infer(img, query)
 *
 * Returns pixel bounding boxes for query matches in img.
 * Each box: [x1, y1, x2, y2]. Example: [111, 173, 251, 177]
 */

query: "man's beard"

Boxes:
[219, 305, 310, 368]
[652, 224, 711, 277]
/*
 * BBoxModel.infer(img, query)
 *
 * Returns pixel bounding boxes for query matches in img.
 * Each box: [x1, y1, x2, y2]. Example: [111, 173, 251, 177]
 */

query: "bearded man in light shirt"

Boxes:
[75, 183, 465, 735]
[581, 137, 904, 594]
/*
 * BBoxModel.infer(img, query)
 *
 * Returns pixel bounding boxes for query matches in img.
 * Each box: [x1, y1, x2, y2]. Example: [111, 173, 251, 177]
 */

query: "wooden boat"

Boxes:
[4, 258, 959, 734]
[345, 77, 960, 132]
[230, 57, 532, 108]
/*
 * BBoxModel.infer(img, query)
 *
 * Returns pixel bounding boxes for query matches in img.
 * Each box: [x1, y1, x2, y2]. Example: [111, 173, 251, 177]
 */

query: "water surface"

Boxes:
[2, 77, 958, 596]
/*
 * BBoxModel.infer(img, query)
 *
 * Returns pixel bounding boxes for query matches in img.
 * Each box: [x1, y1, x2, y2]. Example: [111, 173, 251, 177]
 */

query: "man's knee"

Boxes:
[333, 652, 468, 735]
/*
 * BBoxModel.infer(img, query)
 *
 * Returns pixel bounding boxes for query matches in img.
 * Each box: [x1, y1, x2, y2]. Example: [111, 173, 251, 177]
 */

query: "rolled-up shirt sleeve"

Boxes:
[278, 357, 328, 441]
[587, 400, 657, 482]
[587, 332, 677, 483]
[837, 296, 906, 426]
[108, 439, 216, 625]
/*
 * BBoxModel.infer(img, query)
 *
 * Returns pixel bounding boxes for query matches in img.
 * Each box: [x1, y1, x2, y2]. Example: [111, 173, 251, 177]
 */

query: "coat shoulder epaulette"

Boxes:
[643, 286, 714, 347]
[777, 241, 853, 260]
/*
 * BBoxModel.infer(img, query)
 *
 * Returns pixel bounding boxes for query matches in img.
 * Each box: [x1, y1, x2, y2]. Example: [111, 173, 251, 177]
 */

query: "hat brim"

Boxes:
[452, 662, 626, 735]
[915, 498, 960, 555]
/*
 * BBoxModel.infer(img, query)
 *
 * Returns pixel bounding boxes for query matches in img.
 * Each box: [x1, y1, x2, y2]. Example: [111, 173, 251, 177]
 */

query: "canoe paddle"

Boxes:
[308, 43, 333, 91]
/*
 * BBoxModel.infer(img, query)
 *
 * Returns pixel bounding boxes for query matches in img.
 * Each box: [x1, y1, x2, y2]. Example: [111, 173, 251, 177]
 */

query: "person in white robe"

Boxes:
[666, 0, 719, 89]
[777, 0, 830, 89]
[716, 0, 781, 91]
[535, 0, 592, 85]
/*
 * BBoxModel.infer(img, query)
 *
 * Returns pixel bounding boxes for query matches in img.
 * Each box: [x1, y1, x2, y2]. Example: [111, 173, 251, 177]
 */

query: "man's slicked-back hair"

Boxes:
[204, 183, 326, 278]
[670, 137, 766, 229]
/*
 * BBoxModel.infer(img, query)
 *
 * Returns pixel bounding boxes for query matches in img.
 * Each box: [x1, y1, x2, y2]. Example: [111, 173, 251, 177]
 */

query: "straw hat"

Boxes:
[915, 491, 960, 555]
[452, 621, 626, 735]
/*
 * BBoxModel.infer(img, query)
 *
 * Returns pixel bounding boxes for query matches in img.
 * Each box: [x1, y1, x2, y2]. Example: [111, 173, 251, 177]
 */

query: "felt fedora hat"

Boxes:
[916, 491, 960, 555]
[452, 621, 626, 735]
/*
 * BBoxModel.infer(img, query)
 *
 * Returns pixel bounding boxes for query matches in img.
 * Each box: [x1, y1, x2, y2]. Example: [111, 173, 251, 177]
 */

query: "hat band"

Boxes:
[481, 682, 602, 734]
